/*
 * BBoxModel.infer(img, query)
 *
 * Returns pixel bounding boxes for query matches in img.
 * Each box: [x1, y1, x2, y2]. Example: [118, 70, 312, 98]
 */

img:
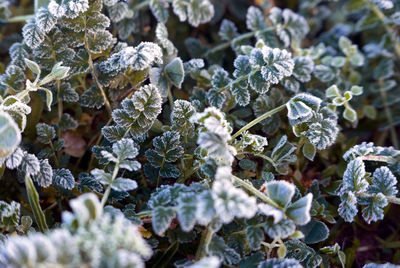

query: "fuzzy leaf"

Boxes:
[0, 112, 21, 158]
[32, 159, 53, 188]
[360, 193, 388, 224]
[22, 20, 45, 48]
[342, 158, 368, 193]
[177, 192, 197, 232]
[338, 191, 358, 222]
[80, 86, 105, 109]
[219, 19, 238, 41]
[165, 57, 184, 88]
[152, 206, 176, 235]
[53, 169, 75, 190]
[111, 178, 138, 192]
[369, 167, 398, 196]
[246, 6, 265, 31]
[258, 258, 302, 268]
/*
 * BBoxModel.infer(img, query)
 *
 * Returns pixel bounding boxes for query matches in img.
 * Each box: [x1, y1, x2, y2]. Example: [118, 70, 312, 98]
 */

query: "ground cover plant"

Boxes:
[1, 0, 400, 267]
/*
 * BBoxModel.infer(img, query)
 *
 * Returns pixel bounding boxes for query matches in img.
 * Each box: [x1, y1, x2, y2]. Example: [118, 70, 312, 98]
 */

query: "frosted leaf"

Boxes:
[286, 193, 313, 225]
[258, 258, 302, 268]
[165, 57, 184, 88]
[186, 0, 214, 27]
[36, 123, 56, 144]
[112, 84, 162, 137]
[246, 6, 265, 31]
[120, 42, 163, 71]
[260, 47, 294, 84]
[152, 206, 176, 235]
[80, 86, 105, 109]
[5, 147, 24, 169]
[360, 193, 388, 224]
[369, 0, 393, 9]
[19, 153, 40, 177]
[32, 159, 53, 188]
[218, 19, 238, 41]
[112, 138, 139, 161]
[48, 0, 66, 18]
[23, 20, 45, 49]
[111, 178, 138, 192]
[262, 180, 295, 208]
[342, 158, 368, 193]
[53, 168, 75, 190]
[170, 100, 196, 137]
[369, 167, 398, 196]
[212, 178, 257, 223]
[338, 191, 358, 222]
[177, 192, 197, 232]
[150, 0, 169, 23]
[208, 235, 240, 265]
[292, 56, 314, 82]
[287, 93, 322, 126]
[155, 23, 177, 55]
[36, 8, 56, 34]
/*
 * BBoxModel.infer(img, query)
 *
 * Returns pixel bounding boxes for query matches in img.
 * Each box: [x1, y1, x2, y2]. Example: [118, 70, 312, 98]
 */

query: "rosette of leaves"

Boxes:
[325, 84, 363, 123]
[190, 107, 236, 165]
[103, 84, 162, 142]
[287, 93, 339, 160]
[90, 138, 140, 203]
[145, 131, 184, 179]
[338, 144, 400, 223]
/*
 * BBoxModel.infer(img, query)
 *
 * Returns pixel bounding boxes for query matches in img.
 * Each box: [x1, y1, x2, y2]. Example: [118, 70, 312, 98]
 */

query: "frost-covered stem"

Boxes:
[136, 210, 152, 218]
[378, 79, 399, 149]
[84, 30, 112, 115]
[368, 2, 400, 58]
[167, 84, 174, 109]
[231, 103, 287, 139]
[56, 80, 63, 138]
[204, 27, 274, 57]
[195, 224, 215, 261]
[7, 14, 35, 23]
[100, 162, 120, 207]
[218, 70, 257, 93]
[358, 193, 400, 205]
[232, 175, 281, 209]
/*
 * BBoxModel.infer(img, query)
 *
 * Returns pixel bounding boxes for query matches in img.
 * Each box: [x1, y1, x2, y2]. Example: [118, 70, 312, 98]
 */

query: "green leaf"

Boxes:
[343, 106, 357, 122]
[165, 57, 184, 88]
[25, 176, 48, 232]
[298, 219, 329, 244]
[24, 58, 41, 76]
[218, 19, 238, 41]
[36, 7, 56, 33]
[263, 218, 296, 239]
[302, 141, 316, 161]
[338, 191, 358, 222]
[263, 180, 295, 208]
[246, 225, 264, 250]
[287, 93, 321, 126]
[286, 193, 313, 225]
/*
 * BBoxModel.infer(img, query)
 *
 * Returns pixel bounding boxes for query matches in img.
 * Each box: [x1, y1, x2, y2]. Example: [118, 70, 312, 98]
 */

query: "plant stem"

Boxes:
[231, 103, 287, 139]
[83, 25, 112, 115]
[167, 84, 174, 109]
[232, 175, 281, 209]
[100, 162, 120, 207]
[195, 225, 215, 260]
[203, 27, 274, 57]
[7, 14, 35, 23]
[133, 0, 150, 11]
[368, 2, 400, 58]
[49, 141, 60, 169]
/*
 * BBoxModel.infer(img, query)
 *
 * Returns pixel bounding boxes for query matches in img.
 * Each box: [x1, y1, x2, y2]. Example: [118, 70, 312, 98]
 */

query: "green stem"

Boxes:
[231, 103, 287, 139]
[100, 162, 120, 207]
[167, 84, 174, 109]
[83, 22, 112, 115]
[133, 0, 150, 11]
[204, 27, 274, 57]
[232, 175, 281, 209]
[7, 14, 35, 23]
[358, 193, 400, 205]
[25, 176, 48, 232]
[49, 141, 60, 169]
[195, 225, 215, 260]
